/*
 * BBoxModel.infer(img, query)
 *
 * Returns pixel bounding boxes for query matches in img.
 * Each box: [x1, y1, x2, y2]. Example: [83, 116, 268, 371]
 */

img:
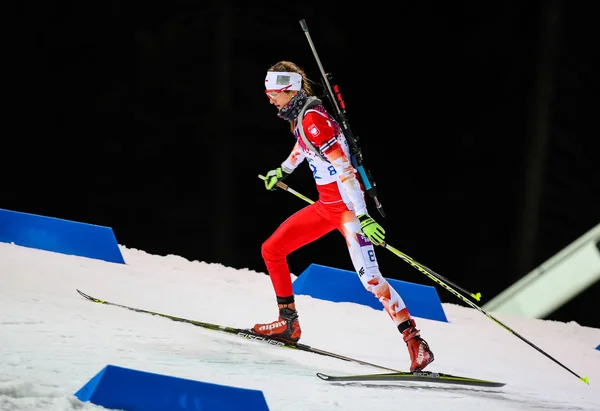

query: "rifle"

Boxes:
[299, 19, 385, 218]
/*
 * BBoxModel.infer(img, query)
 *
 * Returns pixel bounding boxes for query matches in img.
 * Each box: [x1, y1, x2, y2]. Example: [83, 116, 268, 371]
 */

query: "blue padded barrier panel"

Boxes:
[596, 344, 600, 351]
[75, 365, 271, 411]
[293, 263, 448, 322]
[0, 208, 124, 264]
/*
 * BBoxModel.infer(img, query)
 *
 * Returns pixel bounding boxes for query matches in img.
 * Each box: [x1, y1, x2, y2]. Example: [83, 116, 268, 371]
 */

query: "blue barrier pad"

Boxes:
[293, 263, 448, 322]
[75, 365, 271, 411]
[596, 344, 600, 351]
[0, 208, 124, 264]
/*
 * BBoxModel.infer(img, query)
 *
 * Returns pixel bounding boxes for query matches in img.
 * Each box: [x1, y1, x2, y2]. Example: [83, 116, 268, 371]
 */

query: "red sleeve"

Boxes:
[301, 111, 337, 151]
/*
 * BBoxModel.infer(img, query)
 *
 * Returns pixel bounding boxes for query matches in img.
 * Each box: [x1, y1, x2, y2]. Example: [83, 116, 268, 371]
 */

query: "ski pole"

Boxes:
[257, 174, 590, 385]
[381, 243, 481, 301]
[263, 178, 315, 206]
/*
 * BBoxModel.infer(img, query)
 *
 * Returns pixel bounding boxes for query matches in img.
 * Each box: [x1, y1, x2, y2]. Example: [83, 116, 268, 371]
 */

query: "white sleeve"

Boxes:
[281, 142, 306, 174]
[327, 153, 369, 216]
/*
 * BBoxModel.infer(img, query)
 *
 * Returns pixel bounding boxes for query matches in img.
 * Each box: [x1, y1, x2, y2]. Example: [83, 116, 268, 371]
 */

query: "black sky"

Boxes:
[6, 2, 599, 327]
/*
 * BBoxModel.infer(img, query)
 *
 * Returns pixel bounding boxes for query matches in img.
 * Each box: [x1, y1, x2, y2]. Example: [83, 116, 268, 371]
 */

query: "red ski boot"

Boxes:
[399, 318, 434, 372]
[252, 307, 301, 344]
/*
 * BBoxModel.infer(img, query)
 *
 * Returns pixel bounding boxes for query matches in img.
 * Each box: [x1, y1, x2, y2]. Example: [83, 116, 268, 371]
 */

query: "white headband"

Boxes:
[265, 71, 302, 91]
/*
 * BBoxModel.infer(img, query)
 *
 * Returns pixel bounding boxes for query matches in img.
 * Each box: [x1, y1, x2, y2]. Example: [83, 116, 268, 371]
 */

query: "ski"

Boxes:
[316, 371, 506, 388]
[76, 289, 400, 372]
[77, 289, 504, 387]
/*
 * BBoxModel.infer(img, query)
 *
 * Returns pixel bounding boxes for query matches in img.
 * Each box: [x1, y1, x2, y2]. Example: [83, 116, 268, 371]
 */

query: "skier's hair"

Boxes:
[268, 61, 314, 97]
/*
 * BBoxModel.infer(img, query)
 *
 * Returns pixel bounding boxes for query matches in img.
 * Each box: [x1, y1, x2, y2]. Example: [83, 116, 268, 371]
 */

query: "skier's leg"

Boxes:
[261, 201, 335, 298]
[335, 205, 435, 371]
[336, 208, 410, 324]
[254, 201, 335, 343]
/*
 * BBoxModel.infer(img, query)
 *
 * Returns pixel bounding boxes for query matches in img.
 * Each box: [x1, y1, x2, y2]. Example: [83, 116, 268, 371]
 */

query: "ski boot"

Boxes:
[253, 307, 301, 344]
[399, 318, 435, 372]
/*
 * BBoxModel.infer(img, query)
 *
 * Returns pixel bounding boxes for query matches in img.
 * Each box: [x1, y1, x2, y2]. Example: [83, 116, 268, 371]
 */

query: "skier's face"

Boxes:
[266, 90, 296, 110]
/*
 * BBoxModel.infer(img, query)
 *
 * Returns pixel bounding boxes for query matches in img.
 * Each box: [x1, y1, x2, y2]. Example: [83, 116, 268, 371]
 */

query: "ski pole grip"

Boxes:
[299, 19, 308, 31]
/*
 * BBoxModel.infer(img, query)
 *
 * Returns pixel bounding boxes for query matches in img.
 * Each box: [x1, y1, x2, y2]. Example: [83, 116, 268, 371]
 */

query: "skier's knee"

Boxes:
[261, 237, 286, 262]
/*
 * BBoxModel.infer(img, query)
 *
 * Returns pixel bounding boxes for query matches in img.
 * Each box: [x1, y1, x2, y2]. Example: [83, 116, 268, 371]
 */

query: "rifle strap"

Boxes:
[296, 96, 329, 163]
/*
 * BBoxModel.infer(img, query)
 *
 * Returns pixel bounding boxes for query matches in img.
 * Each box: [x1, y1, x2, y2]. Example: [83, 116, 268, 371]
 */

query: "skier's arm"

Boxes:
[303, 113, 368, 216]
[264, 142, 306, 191]
[281, 142, 306, 175]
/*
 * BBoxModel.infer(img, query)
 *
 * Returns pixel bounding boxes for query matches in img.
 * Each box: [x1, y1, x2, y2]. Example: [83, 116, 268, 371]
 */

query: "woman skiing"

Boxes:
[253, 60, 434, 372]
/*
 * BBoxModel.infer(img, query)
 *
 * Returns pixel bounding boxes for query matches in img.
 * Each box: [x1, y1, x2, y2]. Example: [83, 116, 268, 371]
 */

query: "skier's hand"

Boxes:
[358, 214, 386, 245]
[264, 167, 288, 191]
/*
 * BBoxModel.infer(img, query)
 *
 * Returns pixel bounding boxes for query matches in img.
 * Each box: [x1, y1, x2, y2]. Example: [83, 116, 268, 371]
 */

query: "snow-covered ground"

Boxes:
[2, 242, 599, 411]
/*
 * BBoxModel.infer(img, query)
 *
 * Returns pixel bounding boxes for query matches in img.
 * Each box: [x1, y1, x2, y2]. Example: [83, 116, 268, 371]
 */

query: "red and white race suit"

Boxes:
[262, 103, 412, 326]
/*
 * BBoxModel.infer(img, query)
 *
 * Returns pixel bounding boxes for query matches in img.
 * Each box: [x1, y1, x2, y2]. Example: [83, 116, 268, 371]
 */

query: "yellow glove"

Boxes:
[264, 167, 288, 191]
[358, 214, 385, 245]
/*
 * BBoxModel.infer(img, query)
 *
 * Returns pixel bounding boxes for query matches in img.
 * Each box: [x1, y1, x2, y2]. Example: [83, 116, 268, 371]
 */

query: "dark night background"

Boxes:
[7, 2, 599, 327]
